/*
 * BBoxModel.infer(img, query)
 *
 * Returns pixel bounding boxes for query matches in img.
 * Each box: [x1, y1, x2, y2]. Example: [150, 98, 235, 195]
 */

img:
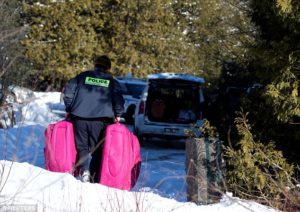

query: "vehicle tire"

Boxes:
[125, 105, 136, 124]
[136, 132, 145, 146]
[134, 128, 144, 146]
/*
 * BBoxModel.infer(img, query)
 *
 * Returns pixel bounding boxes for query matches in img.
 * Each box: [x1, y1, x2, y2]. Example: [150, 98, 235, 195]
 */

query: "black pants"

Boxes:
[71, 116, 113, 182]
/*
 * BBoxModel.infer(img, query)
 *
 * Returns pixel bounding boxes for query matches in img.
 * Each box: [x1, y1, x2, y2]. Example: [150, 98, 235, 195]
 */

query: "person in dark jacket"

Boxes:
[63, 55, 124, 183]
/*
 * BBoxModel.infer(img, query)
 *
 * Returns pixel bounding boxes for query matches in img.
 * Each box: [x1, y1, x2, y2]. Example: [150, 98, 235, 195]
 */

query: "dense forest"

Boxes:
[0, 0, 299, 210]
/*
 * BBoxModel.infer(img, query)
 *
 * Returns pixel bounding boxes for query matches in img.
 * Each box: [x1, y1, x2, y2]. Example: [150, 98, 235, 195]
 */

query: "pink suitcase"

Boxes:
[99, 122, 141, 190]
[44, 120, 77, 174]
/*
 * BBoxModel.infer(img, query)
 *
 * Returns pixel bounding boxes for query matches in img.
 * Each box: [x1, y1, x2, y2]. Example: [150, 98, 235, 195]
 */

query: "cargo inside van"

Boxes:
[145, 79, 203, 124]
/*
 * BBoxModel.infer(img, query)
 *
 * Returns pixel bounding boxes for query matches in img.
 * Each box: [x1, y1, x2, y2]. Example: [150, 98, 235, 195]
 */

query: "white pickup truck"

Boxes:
[116, 77, 147, 124]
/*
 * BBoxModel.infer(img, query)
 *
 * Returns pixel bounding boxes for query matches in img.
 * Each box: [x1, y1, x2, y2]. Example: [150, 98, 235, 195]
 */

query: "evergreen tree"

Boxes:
[172, 0, 256, 85]
[100, 0, 200, 77]
[225, 111, 294, 209]
[250, 0, 300, 123]
[21, 0, 204, 85]
[22, 0, 104, 88]
[230, 0, 300, 164]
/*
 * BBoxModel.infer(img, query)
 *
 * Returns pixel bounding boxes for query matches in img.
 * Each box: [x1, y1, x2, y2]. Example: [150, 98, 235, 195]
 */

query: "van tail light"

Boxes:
[138, 101, 145, 114]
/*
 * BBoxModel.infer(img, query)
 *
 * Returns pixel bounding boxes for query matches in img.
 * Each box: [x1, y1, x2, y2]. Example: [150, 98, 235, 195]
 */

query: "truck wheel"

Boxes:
[125, 105, 136, 124]
[137, 135, 144, 147]
[134, 128, 144, 146]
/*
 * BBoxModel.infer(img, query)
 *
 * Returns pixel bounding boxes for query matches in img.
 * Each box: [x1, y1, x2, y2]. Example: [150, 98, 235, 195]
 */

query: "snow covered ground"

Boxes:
[0, 91, 278, 211]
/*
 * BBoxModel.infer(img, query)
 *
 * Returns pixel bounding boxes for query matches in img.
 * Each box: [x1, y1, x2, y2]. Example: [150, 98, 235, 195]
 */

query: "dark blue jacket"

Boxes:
[63, 68, 124, 118]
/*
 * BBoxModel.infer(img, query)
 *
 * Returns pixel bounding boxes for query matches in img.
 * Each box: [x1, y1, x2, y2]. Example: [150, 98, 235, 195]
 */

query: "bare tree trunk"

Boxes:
[185, 137, 224, 204]
[0, 0, 27, 81]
